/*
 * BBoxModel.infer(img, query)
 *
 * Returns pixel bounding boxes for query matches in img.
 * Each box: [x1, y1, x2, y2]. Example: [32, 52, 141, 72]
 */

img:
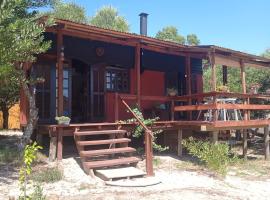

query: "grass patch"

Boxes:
[229, 159, 270, 178]
[32, 167, 63, 183]
[0, 146, 21, 165]
[153, 157, 162, 167]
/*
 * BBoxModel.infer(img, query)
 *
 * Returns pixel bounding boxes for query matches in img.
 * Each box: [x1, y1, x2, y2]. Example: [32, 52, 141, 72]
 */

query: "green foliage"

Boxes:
[155, 26, 200, 45]
[186, 34, 200, 45]
[90, 6, 129, 32]
[45, 0, 88, 23]
[19, 142, 43, 199]
[261, 48, 270, 58]
[0, 65, 21, 128]
[183, 137, 237, 176]
[0, 0, 53, 143]
[203, 65, 270, 93]
[32, 167, 63, 183]
[28, 184, 46, 200]
[0, 146, 21, 165]
[156, 26, 185, 44]
[153, 157, 162, 167]
[124, 106, 168, 152]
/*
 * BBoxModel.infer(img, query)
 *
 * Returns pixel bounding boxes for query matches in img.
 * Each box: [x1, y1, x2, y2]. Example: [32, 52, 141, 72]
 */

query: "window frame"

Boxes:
[105, 67, 130, 93]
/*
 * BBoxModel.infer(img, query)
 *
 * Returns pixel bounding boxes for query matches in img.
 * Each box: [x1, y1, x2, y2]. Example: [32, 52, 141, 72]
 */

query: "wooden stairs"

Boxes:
[74, 128, 142, 177]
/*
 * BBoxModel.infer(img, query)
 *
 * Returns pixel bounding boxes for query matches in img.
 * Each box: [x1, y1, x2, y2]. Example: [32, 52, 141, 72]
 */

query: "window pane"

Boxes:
[63, 79, 69, 88]
[63, 70, 69, 79]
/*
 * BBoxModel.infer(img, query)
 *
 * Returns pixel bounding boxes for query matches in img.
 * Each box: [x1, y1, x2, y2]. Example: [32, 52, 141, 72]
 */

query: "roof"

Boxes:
[46, 18, 270, 68]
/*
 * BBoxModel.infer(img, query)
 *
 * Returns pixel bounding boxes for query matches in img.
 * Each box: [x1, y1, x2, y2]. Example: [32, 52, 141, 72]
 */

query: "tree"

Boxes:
[89, 6, 129, 32]
[45, 0, 88, 24]
[0, 66, 20, 129]
[0, 0, 52, 145]
[262, 48, 270, 58]
[187, 34, 200, 45]
[155, 26, 185, 44]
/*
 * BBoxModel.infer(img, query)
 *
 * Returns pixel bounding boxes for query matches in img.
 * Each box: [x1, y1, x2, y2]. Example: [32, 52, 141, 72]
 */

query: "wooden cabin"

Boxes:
[19, 16, 270, 176]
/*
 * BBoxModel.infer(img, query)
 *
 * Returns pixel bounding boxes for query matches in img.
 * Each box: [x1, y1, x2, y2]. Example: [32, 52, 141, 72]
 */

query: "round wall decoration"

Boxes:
[96, 47, 105, 57]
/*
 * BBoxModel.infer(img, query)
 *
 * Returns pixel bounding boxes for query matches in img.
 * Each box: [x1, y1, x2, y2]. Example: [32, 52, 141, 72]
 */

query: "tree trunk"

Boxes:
[2, 106, 9, 129]
[20, 74, 39, 148]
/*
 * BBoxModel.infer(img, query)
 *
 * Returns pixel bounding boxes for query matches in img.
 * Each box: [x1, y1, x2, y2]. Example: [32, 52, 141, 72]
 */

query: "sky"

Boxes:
[61, 0, 270, 55]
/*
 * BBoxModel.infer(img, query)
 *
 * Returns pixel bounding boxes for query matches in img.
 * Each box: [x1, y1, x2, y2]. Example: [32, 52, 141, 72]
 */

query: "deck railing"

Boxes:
[119, 96, 154, 176]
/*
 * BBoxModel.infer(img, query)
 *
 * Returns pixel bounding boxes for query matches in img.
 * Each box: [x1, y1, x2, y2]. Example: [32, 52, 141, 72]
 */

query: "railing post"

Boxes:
[145, 130, 154, 176]
[115, 93, 119, 122]
[171, 100, 175, 121]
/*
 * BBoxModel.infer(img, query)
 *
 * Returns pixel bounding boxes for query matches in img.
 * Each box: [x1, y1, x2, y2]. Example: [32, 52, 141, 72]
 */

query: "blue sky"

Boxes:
[62, 0, 269, 55]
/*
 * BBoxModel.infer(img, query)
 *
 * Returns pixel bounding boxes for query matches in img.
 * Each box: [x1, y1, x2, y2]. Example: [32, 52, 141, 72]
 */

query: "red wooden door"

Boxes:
[90, 64, 105, 122]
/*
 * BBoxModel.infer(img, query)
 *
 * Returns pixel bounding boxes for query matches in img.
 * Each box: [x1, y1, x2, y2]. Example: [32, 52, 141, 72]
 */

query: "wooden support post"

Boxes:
[57, 30, 64, 116]
[212, 131, 219, 145]
[185, 54, 192, 120]
[115, 93, 119, 122]
[49, 137, 57, 161]
[135, 44, 141, 108]
[211, 53, 217, 91]
[57, 128, 63, 160]
[145, 131, 154, 176]
[171, 100, 175, 121]
[222, 65, 228, 86]
[242, 129, 248, 159]
[177, 129, 183, 157]
[264, 126, 269, 160]
[241, 60, 248, 121]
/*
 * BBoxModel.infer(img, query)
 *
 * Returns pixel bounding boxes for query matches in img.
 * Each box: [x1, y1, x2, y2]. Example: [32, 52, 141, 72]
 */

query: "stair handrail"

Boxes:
[120, 98, 154, 138]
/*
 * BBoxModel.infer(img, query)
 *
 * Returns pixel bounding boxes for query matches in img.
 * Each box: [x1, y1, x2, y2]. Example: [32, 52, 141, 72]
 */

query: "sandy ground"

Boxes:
[1, 131, 270, 200]
[1, 156, 270, 200]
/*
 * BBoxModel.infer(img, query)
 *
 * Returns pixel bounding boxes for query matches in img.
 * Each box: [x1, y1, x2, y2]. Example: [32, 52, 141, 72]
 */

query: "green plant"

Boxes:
[166, 87, 178, 96]
[124, 106, 168, 152]
[32, 167, 63, 183]
[55, 116, 71, 121]
[153, 157, 162, 167]
[182, 137, 236, 176]
[19, 142, 43, 200]
[29, 184, 46, 200]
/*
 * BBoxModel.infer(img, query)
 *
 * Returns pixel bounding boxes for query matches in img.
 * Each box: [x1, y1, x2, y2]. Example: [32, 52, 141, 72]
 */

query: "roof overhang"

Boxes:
[42, 17, 270, 68]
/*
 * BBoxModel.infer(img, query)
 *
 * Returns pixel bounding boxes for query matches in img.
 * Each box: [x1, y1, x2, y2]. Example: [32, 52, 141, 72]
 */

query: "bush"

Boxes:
[183, 137, 236, 176]
[32, 167, 63, 183]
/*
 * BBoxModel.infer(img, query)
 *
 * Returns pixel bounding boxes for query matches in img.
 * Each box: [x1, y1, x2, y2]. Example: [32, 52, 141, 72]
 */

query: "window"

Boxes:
[106, 67, 129, 92]
[56, 63, 71, 117]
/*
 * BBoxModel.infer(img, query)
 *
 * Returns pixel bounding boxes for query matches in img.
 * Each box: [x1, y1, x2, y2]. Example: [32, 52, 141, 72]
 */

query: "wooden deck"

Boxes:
[38, 119, 270, 161]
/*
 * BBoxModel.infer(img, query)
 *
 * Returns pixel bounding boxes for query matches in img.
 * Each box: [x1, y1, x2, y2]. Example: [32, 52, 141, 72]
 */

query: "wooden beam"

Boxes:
[57, 30, 64, 116]
[145, 130, 154, 176]
[212, 131, 219, 145]
[211, 53, 217, 91]
[49, 137, 57, 161]
[135, 44, 141, 107]
[243, 129, 248, 159]
[264, 126, 270, 160]
[115, 93, 119, 122]
[57, 128, 63, 160]
[185, 54, 192, 120]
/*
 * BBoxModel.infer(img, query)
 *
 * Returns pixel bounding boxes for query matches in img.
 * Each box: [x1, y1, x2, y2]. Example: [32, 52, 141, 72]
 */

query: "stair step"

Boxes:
[77, 138, 131, 146]
[80, 147, 136, 157]
[95, 167, 146, 181]
[84, 157, 141, 169]
[74, 129, 126, 136]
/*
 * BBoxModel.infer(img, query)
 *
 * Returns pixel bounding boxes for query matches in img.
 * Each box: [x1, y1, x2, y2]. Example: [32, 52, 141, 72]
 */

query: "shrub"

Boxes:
[32, 167, 63, 183]
[183, 137, 236, 176]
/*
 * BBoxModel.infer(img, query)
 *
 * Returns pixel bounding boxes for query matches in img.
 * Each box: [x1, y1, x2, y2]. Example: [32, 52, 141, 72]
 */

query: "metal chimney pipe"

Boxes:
[139, 13, 148, 36]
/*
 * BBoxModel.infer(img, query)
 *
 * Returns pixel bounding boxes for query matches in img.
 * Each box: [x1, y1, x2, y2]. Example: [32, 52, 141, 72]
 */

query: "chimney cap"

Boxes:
[139, 12, 149, 17]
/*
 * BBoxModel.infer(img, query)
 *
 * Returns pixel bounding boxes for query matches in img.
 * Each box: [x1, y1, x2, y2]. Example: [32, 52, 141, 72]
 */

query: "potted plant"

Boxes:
[167, 87, 178, 96]
[55, 116, 71, 125]
[217, 85, 229, 92]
